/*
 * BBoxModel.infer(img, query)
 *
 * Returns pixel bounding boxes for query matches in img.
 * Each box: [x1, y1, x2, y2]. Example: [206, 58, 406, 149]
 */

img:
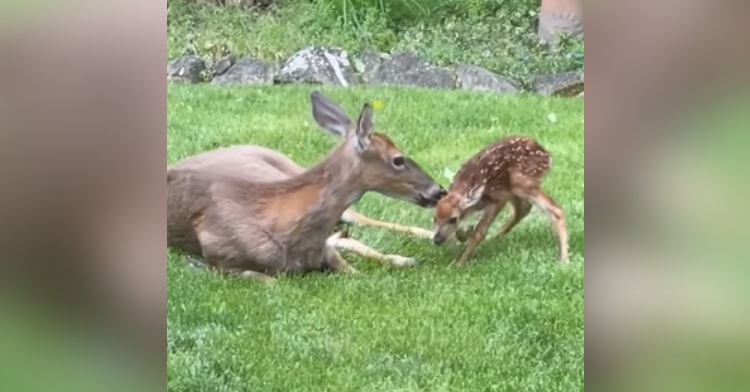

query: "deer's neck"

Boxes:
[283, 146, 365, 240]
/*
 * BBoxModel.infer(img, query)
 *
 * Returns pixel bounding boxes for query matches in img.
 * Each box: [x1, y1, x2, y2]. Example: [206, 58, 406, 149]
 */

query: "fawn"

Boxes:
[167, 91, 446, 282]
[432, 136, 569, 266]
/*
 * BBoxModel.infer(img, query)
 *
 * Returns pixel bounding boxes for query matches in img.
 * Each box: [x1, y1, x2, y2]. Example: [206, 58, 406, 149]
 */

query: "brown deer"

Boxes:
[167, 91, 446, 282]
[432, 136, 569, 266]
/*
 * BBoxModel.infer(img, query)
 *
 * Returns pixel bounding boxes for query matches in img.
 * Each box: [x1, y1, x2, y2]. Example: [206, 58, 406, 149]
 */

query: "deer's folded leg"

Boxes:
[322, 247, 360, 276]
[223, 268, 276, 283]
[327, 231, 417, 267]
[340, 209, 434, 240]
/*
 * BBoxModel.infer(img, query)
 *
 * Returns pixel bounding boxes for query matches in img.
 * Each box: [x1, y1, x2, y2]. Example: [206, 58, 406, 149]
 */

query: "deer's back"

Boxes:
[169, 145, 305, 181]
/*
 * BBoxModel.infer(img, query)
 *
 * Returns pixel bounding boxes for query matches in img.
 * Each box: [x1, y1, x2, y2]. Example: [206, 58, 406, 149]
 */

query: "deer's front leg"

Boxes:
[323, 242, 360, 275]
[340, 209, 434, 240]
[327, 230, 417, 267]
[453, 203, 505, 267]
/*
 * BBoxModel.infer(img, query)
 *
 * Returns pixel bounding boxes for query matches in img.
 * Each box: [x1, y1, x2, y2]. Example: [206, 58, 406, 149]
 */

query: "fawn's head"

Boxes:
[310, 91, 446, 207]
[432, 185, 485, 244]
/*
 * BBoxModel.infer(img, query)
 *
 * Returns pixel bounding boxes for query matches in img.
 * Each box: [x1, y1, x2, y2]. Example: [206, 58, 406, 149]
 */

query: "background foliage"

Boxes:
[167, 0, 584, 86]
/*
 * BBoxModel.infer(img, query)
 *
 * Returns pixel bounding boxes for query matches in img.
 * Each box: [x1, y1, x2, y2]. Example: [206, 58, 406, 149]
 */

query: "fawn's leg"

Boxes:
[340, 209, 434, 240]
[453, 202, 506, 267]
[525, 191, 569, 265]
[327, 231, 417, 267]
[491, 197, 533, 240]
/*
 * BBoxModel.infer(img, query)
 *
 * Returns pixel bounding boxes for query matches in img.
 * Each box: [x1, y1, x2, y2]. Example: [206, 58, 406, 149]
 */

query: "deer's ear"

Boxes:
[352, 102, 374, 152]
[310, 91, 352, 137]
[462, 185, 485, 209]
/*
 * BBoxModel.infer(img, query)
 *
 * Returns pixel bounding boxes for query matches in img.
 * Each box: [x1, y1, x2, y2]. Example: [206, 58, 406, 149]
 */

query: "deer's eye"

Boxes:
[392, 156, 406, 168]
[448, 217, 458, 225]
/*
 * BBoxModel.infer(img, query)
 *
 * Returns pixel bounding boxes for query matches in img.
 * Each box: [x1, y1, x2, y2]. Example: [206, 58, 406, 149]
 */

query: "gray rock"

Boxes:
[212, 54, 236, 77]
[359, 51, 382, 70]
[455, 65, 520, 94]
[355, 50, 389, 84]
[211, 57, 276, 86]
[370, 52, 456, 90]
[167, 55, 206, 84]
[359, 50, 383, 70]
[532, 72, 584, 97]
[276, 47, 356, 86]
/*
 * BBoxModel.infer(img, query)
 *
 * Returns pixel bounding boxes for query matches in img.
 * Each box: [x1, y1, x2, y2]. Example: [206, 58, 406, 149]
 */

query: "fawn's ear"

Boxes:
[462, 185, 485, 209]
[352, 102, 374, 152]
[310, 91, 352, 137]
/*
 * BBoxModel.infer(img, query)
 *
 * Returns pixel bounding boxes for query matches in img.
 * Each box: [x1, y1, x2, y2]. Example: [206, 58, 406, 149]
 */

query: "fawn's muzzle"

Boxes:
[433, 233, 446, 245]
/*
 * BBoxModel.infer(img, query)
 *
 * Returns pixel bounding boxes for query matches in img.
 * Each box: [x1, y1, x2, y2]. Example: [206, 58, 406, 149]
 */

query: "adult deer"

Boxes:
[167, 91, 445, 282]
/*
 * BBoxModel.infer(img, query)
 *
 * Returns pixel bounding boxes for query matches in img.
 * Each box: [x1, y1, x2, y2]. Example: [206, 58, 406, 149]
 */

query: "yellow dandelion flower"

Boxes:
[371, 100, 385, 111]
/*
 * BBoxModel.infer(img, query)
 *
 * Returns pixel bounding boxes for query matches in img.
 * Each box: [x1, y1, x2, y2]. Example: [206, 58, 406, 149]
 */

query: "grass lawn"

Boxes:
[167, 85, 585, 392]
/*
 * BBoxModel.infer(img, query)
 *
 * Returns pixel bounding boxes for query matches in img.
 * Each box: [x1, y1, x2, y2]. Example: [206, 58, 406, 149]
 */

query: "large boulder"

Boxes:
[369, 52, 456, 90]
[211, 54, 236, 77]
[275, 47, 356, 86]
[455, 64, 520, 94]
[211, 56, 276, 86]
[532, 72, 584, 97]
[167, 55, 206, 84]
[353, 49, 388, 83]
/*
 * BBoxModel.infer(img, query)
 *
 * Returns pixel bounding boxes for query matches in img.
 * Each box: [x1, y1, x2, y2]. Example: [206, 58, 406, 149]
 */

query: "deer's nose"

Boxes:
[433, 233, 446, 245]
[427, 185, 447, 201]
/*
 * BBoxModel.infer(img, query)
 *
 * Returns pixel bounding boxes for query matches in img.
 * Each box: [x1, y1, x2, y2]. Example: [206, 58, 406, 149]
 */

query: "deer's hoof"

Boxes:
[389, 256, 418, 267]
[187, 258, 208, 270]
[412, 228, 435, 240]
[343, 266, 360, 275]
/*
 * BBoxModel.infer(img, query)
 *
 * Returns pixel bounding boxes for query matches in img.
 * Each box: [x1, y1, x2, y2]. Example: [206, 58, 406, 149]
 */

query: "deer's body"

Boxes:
[167, 146, 302, 258]
[167, 92, 445, 281]
[433, 136, 569, 266]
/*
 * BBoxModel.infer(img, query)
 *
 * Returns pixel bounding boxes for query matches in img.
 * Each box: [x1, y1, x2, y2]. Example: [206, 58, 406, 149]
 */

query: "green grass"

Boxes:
[167, 85, 584, 392]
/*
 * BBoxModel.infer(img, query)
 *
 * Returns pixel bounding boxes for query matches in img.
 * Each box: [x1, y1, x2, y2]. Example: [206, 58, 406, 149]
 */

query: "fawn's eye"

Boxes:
[392, 156, 406, 168]
[448, 217, 458, 225]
